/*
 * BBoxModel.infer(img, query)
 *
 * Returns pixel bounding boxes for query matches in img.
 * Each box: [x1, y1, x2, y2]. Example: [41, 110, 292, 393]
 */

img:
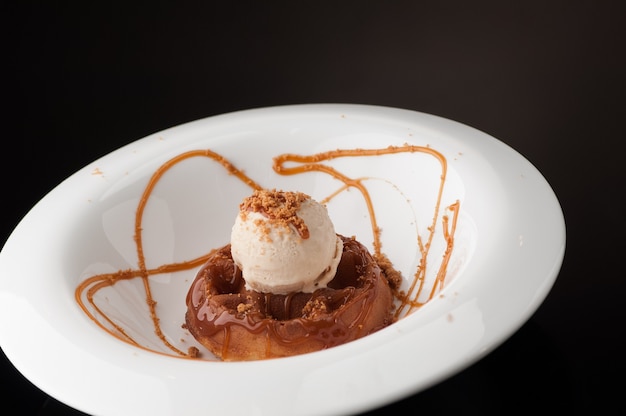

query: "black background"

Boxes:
[2, 1, 624, 415]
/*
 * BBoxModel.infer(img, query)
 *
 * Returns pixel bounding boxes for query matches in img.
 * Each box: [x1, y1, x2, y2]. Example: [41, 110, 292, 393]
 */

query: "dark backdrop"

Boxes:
[2, 1, 624, 415]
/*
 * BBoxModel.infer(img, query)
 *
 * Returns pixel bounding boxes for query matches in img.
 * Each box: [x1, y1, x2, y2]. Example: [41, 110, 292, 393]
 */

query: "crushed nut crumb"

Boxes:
[240, 189, 311, 239]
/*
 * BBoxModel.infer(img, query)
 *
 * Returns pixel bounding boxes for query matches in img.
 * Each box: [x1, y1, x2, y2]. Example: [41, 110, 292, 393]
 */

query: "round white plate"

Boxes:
[0, 104, 565, 416]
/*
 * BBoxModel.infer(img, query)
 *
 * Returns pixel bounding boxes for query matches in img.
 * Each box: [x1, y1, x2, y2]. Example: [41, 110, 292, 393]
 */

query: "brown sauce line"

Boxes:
[428, 202, 460, 299]
[75, 150, 262, 357]
[75, 144, 459, 359]
[273, 145, 454, 318]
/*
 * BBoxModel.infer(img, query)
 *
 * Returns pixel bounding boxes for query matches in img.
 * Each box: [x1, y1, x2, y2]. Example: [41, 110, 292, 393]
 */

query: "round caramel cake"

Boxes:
[184, 234, 400, 361]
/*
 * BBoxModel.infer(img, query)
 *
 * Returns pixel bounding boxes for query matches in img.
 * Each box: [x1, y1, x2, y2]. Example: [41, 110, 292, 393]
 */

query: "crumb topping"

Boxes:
[302, 296, 329, 318]
[374, 253, 403, 290]
[187, 346, 200, 358]
[240, 189, 311, 239]
[237, 302, 252, 314]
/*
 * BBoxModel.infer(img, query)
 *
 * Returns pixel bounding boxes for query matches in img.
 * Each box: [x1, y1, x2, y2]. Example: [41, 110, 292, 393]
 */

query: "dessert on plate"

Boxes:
[184, 189, 401, 361]
[76, 144, 457, 360]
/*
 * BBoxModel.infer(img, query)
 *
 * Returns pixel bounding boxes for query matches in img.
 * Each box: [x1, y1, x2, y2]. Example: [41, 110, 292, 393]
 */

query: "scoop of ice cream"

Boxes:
[230, 189, 343, 294]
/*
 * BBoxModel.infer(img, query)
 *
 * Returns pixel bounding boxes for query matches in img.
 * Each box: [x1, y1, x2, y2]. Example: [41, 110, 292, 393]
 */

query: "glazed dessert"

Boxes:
[184, 189, 401, 360]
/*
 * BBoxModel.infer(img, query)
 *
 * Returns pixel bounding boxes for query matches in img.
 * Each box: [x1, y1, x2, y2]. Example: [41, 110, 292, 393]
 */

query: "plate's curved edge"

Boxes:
[0, 104, 566, 416]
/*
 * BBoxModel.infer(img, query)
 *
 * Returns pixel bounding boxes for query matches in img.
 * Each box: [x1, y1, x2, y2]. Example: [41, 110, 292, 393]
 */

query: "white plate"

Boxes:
[0, 104, 565, 416]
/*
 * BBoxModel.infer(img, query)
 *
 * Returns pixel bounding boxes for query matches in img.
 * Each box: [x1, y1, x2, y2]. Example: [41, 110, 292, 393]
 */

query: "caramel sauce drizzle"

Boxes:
[273, 146, 459, 317]
[75, 145, 459, 358]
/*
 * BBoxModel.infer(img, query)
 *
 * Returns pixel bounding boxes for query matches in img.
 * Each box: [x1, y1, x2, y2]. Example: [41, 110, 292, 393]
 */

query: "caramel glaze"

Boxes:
[185, 235, 399, 361]
[75, 144, 460, 359]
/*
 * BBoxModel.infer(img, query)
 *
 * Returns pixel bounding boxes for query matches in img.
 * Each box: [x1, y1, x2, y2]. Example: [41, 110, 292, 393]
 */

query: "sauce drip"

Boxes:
[186, 236, 389, 360]
[75, 145, 459, 358]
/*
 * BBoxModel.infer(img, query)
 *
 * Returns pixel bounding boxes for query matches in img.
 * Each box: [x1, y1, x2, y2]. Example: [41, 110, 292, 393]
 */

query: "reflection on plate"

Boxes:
[0, 104, 565, 416]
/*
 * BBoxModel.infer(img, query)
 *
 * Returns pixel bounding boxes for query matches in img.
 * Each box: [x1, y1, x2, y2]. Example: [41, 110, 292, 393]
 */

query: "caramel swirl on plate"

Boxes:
[75, 145, 459, 359]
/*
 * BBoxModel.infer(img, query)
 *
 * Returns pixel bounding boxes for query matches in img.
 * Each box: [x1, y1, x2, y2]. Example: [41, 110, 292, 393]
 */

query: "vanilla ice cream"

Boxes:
[230, 189, 343, 294]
